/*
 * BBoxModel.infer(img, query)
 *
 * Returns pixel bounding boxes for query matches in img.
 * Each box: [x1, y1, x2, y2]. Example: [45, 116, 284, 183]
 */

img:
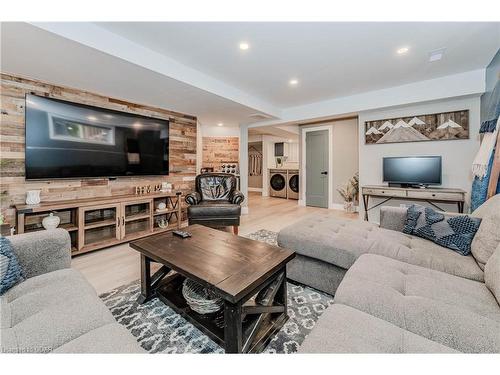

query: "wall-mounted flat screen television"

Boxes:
[383, 156, 441, 187]
[25, 94, 169, 180]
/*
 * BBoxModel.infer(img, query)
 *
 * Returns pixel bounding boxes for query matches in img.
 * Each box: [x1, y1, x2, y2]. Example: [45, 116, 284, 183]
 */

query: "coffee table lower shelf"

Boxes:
[150, 272, 289, 353]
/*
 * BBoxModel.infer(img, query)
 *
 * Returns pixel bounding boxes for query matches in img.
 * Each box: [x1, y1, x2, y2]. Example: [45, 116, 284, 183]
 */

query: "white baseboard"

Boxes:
[241, 206, 249, 215]
[248, 187, 263, 192]
[328, 203, 344, 210]
[298, 199, 306, 206]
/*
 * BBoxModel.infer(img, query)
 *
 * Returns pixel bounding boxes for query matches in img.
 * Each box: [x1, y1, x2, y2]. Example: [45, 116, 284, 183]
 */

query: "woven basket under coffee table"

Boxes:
[182, 278, 223, 314]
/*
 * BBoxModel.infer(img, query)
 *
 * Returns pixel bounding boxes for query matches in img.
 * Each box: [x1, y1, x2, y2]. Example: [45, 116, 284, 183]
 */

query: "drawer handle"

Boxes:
[432, 194, 436, 197]
[381, 191, 385, 193]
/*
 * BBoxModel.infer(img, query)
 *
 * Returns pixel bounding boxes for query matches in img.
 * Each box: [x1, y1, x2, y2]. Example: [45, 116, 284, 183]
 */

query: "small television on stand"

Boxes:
[383, 156, 441, 188]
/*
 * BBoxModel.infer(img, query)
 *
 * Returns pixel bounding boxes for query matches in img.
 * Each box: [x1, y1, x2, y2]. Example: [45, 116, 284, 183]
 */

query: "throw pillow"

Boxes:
[403, 204, 482, 256]
[0, 236, 24, 295]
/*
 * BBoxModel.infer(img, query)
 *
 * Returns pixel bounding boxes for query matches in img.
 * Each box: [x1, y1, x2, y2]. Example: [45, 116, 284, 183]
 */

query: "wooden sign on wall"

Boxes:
[364, 110, 469, 145]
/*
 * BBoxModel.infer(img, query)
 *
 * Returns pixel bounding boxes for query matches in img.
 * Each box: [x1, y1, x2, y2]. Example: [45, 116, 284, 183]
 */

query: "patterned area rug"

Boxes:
[99, 229, 334, 353]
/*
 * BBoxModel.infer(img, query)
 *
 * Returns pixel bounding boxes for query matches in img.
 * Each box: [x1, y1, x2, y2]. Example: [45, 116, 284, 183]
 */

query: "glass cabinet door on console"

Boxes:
[78, 204, 121, 251]
[120, 200, 153, 240]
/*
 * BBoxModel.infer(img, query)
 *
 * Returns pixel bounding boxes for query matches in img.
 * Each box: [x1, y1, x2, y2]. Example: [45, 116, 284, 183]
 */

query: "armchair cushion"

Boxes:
[197, 173, 237, 201]
[230, 190, 245, 205]
[188, 202, 241, 218]
[185, 192, 201, 205]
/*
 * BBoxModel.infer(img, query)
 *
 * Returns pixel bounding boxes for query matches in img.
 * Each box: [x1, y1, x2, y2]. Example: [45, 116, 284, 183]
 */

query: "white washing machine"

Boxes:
[269, 169, 288, 198]
[287, 170, 299, 200]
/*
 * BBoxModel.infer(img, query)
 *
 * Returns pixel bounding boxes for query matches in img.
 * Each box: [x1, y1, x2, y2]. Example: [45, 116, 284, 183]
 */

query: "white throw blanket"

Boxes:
[472, 117, 499, 179]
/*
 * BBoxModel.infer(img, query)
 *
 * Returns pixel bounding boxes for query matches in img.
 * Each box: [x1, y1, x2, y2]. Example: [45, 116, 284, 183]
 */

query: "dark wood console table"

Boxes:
[361, 185, 466, 221]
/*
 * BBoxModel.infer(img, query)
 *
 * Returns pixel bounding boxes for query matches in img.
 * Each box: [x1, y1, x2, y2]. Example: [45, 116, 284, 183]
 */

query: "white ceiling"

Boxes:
[1, 22, 499, 128]
[0, 22, 270, 127]
[97, 22, 500, 107]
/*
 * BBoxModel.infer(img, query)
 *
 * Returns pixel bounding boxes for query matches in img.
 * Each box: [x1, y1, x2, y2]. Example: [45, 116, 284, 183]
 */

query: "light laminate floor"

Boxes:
[72, 192, 358, 294]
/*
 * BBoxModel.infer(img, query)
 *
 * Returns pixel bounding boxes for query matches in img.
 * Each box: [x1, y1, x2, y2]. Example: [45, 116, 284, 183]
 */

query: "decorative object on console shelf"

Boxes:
[25, 190, 41, 205]
[161, 182, 173, 192]
[42, 213, 60, 230]
[156, 202, 167, 211]
[156, 218, 168, 229]
[402, 204, 482, 256]
[365, 110, 469, 144]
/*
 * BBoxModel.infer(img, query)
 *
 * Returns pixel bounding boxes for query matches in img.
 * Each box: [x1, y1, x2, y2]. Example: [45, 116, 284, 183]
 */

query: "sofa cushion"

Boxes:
[1, 268, 96, 327]
[187, 202, 241, 218]
[277, 213, 484, 281]
[470, 194, 500, 269]
[299, 304, 457, 353]
[334, 254, 500, 353]
[0, 236, 23, 295]
[0, 268, 116, 353]
[485, 244, 500, 305]
[403, 205, 481, 256]
[53, 323, 144, 353]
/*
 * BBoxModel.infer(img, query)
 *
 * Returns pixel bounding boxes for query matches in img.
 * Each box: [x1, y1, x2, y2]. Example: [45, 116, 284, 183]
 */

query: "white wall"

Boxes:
[358, 95, 481, 222]
[299, 118, 359, 207]
[201, 125, 240, 137]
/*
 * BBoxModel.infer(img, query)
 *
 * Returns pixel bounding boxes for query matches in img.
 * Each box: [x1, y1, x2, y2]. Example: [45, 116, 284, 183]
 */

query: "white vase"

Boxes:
[157, 202, 167, 211]
[26, 190, 41, 205]
[343, 201, 354, 213]
[42, 213, 60, 230]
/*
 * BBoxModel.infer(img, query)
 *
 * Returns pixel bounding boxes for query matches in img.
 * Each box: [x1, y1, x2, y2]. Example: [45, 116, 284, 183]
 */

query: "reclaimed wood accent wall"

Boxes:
[0, 74, 197, 227]
[202, 136, 239, 171]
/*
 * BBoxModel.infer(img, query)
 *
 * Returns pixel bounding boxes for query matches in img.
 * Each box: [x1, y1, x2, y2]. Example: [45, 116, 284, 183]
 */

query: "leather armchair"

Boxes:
[185, 173, 245, 234]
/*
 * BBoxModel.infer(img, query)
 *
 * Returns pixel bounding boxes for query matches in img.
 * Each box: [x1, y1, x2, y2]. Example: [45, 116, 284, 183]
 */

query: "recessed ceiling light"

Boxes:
[217, 123, 224, 127]
[289, 79, 299, 86]
[239, 42, 249, 50]
[429, 48, 446, 62]
[396, 47, 409, 55]
[87, 116, 97, 121]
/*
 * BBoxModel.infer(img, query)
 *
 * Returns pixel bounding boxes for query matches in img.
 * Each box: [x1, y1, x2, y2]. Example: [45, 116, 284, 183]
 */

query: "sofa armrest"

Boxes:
[230, 190, 245, 205]
[185, 192, 201, 205]
[9, 228, 71, 279]
[379, 206, 408, 232]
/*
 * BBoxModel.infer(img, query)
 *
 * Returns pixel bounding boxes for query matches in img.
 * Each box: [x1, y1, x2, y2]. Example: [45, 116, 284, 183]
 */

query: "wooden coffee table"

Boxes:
[130, 224, 295, 353]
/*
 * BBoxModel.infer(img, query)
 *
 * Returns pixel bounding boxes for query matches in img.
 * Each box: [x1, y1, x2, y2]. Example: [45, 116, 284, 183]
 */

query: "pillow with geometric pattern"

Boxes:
[0, 236, 24, 295]
[403, 204, 482, 256]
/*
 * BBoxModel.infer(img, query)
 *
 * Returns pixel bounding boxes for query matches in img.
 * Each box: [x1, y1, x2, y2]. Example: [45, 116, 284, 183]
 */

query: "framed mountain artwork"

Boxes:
[364, 110, 469, 144]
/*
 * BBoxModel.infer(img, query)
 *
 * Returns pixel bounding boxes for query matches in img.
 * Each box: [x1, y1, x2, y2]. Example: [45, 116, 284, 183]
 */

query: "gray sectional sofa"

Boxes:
[278, 195, 500, 353]
[1, 229, 143, 353]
